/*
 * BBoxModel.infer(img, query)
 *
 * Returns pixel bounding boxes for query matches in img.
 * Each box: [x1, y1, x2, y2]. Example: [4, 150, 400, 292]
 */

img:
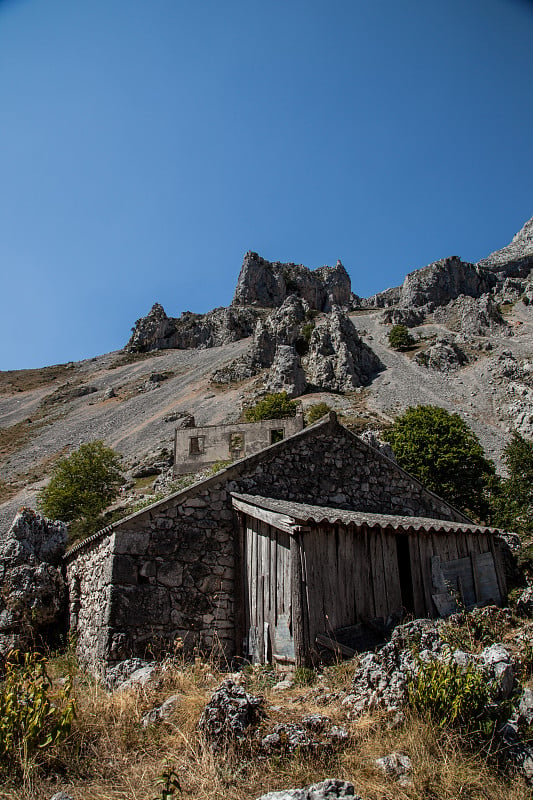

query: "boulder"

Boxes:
[105, 659, 158, 691]
[255, 779, 357, 800]
[414, 338, 468, 371]
[0, 509, 67, 661]
[375, 752, 412, 786]
[198, 679, 263, 748]
[141, 694, 180, 727]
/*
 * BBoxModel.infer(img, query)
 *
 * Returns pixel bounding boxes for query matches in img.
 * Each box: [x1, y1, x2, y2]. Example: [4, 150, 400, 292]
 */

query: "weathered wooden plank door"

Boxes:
[243, 517, 294, 663]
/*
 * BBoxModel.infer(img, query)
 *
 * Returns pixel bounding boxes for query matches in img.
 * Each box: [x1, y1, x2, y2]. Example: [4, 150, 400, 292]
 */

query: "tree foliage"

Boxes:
[388, 324, 415, 350]
[38, 441, 124, 528]
[244, 392, 298, 422]
[385, 405, 495, 518]
[493, 431, 533, 534]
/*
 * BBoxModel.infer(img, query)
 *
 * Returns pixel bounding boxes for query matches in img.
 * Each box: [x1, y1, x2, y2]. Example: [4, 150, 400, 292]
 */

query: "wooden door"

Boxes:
[243, 516, 294, 664]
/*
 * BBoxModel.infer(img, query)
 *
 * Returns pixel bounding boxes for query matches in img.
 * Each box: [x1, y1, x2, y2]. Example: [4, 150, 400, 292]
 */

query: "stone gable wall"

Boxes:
[66, 533, 114, 672]
[67, 418, 468, 669]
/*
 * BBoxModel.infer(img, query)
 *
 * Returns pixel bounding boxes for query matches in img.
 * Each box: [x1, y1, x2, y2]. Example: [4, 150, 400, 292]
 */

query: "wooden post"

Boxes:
[233, 510, 246, 660]
[290, 533, 310, 667]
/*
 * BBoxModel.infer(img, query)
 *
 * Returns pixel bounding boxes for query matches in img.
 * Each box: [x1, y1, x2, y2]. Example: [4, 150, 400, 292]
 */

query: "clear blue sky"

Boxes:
[1, 0, 532, 370]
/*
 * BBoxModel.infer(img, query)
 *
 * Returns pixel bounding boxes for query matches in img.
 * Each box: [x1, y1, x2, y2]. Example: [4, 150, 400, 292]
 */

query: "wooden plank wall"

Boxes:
[300, 524, 405, 650]
[242, 514, 506, 664]
[243, 517, 292, 663]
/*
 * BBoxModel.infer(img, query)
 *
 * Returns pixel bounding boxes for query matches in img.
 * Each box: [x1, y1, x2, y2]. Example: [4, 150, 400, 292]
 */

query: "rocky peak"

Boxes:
[232, 251, 353, 310]
[399, 256, 494, 310]
[126, 304, 258, 353]
[477, 214, 533, 278]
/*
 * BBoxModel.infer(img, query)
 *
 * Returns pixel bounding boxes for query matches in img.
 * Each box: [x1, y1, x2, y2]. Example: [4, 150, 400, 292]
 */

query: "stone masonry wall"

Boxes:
[66, 532, 114, 673]
[230, 418, 468, 522]
[67, 415, 468, 670]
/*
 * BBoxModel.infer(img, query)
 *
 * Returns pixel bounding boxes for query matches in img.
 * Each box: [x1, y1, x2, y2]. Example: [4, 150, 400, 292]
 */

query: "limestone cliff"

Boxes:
[231, 251, 353, 310]
[477, 214, 533, 278]
[126, 303, 258, 352]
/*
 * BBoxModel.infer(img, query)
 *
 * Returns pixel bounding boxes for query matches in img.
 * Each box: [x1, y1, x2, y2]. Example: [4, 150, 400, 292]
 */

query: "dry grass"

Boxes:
[0, 363, 78, 395]
[1, 654, 531, 800]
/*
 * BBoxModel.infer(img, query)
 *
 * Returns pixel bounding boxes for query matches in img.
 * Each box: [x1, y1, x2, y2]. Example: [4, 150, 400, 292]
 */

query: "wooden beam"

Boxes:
[231, 497, 297, 535]
[315, 633, 356, 659]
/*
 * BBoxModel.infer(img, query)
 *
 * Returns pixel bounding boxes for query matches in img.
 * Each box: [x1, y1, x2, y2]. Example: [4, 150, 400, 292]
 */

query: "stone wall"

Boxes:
[66, 532, 114, 673]
[67, 415, 468, 669]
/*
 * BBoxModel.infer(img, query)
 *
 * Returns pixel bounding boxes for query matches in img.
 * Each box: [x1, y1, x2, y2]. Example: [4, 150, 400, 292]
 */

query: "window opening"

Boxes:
[189, 436, 205, 455]
[270, 428, 284, 444]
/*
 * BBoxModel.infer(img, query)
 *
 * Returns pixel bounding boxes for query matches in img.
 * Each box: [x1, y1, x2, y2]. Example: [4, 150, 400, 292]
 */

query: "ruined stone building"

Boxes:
[173, 413, 304, 475]
[65, 413, 507, 673]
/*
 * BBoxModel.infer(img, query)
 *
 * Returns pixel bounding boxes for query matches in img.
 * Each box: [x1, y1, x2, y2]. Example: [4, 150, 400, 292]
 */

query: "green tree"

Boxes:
[385, 405, 495, 518]
[38, 441, 124, 535]
[493, 431, 533, 534]
[244, 392, 298, 422]
[388, 324, 415, 350]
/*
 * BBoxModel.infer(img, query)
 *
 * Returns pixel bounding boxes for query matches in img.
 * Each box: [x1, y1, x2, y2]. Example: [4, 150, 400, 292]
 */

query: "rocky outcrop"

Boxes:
[304, 311, 384, 392]
[433, 294, 507, 337]
[256, 780, 358, 800]
[0, 509, 67, 661]
[414, 338, 469, 372]
[198, 679, 263, 748]
[381, 306, 424, 328]
[265, 345, 307, 398]
[126, 303, 258, 353]
[477, 214, 533, 278]
[399, 256, 494, 311]
[232, 251, 353, 311]
[212, 299, 382, 396]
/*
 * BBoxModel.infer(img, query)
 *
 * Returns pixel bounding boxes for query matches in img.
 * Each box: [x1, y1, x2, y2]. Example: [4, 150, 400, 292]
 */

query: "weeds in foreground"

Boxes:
[0, 651, 75, 784]
[408, 657, 491, 734]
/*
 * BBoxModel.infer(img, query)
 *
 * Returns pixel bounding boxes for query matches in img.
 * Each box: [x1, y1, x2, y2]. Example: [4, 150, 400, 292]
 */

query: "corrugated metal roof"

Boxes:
[230, 493, 501, 536]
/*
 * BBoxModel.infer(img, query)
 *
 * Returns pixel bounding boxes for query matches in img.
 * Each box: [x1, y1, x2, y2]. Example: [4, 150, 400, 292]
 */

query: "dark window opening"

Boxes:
[270, 428, 284, 444]
[189, 435, 205, 455]
[396, 535, 415, 614]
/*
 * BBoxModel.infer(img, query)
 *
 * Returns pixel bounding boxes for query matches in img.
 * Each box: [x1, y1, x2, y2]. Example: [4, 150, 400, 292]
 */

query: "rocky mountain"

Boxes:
[1, 213, 533, 535]
[478, 214, 533, 278]
[126, 303, 258, 352]
[232, 251, 355, 310]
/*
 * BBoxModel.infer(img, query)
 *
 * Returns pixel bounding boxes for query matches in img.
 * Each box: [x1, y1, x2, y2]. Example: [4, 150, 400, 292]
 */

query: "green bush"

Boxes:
[408, 657, 490, 733]
[388, 324, 415, 350]
[306, 402, 332, 425]
[0, 651, 75, 778]
[244, 392, 298, 422]
[385, 405, 495, 518]
[38, 440, 124, 535]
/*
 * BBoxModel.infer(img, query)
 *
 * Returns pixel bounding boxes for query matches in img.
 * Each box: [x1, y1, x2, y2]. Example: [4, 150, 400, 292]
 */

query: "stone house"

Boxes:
[65, 413, 507, 673]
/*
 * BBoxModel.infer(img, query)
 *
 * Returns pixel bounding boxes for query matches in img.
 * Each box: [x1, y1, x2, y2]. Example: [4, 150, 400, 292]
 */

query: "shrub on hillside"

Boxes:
[388, 324, 415, 350]
[244, 392, 298, 422]
[306, 402, 332, 425]
[38, 440, 124, 539]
